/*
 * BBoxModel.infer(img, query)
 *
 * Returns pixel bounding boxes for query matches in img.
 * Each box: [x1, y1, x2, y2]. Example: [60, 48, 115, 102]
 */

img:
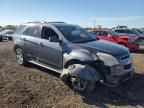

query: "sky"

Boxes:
[0, 0, 144, 28]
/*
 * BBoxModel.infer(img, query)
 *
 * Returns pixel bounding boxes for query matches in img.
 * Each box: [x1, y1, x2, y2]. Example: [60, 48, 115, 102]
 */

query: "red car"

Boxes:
[88, 30, 139, 51]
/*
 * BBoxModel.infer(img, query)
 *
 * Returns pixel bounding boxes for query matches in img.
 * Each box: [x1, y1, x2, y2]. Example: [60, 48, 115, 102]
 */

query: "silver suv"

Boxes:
[13, 21, 134, 93]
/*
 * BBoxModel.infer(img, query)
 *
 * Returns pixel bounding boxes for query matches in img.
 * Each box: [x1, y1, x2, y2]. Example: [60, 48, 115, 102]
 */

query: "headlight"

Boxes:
[97, 53, 119, 66]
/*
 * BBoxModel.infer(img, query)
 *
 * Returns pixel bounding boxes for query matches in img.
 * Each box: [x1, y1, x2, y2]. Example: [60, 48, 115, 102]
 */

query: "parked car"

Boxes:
[113, 25, 128, 30]
[88, 29, 139, 52]
[13, 21, 134, 93]
[132, 28, 144, 34]
[0, 30, 8, 41]
[113, 29, 144, 45]
[0, 28, 2, 32]
[0, 30, 14, 41]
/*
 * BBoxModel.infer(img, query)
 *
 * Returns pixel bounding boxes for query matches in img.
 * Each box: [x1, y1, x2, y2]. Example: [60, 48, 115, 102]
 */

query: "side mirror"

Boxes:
[108, 34, 112, 38]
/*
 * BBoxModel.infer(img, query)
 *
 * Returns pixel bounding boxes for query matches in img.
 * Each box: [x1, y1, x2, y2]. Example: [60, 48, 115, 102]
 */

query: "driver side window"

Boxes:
[41, 27, 59, 40]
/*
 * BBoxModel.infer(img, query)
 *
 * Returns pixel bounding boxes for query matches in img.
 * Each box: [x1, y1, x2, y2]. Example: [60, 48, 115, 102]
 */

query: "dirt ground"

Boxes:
[0, 41, 144, 108]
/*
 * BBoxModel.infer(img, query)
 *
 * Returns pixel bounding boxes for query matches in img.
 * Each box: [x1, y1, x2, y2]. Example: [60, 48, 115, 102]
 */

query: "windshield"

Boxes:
[111, 31, 120, 36]
[133, 29, 143, 33]
[57, 26, 96, 43]
[131, 30, 140, 34]
[129, 29, 140, 35]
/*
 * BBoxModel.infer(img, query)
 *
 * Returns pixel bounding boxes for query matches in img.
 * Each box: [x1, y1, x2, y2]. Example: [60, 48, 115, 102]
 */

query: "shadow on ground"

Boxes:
[137, 48, 144, 54]
[26, 63, 60, 77]
[136, 45, 144, 54]
[82, 73, 144, 107]
[26, 63, 144, 107]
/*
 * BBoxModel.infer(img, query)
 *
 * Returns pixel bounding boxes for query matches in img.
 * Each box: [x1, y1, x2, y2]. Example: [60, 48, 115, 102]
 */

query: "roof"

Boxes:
[22, 21, 76, 27]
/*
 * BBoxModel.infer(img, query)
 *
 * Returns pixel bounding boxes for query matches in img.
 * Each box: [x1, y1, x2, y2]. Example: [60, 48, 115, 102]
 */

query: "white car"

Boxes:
[0, 30, 14, 41]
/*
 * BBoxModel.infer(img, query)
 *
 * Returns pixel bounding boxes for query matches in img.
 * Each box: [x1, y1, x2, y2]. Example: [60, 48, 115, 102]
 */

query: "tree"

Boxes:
[97, 25, 102, 29]
[3, 25, 17, 31]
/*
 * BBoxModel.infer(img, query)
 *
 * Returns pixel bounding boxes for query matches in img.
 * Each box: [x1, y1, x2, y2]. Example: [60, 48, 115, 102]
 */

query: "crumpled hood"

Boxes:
[78, 40, 129, 57]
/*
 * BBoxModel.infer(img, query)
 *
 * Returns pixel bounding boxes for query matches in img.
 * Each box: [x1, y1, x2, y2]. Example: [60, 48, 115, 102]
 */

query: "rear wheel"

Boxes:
[141, 40, 144, 45]
[15, 48, 28, 66]
[137, 38, 144, 45]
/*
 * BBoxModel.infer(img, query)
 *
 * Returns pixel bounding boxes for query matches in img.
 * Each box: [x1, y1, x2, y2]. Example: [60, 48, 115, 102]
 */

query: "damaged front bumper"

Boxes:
[103, 65, 134, 86]
[99, 55, 134, 86]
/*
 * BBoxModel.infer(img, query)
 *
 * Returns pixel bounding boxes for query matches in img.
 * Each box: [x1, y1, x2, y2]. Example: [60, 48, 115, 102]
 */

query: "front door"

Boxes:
[37, 26, 63, 69]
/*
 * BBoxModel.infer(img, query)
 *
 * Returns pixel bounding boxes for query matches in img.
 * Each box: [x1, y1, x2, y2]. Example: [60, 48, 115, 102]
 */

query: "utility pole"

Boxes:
[94, 19, 96, 29]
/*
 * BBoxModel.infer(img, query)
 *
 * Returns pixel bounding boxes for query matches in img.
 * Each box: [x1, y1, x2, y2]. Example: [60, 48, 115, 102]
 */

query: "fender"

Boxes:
[63, 50, 97, 67]
[13, 37, 24, 51]
[61, 64, 102, 81]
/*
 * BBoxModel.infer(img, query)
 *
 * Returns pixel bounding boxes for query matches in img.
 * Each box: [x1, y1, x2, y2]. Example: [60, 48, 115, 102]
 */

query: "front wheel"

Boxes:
[64, 64, 96, 93]
[70, 76, 95, 93]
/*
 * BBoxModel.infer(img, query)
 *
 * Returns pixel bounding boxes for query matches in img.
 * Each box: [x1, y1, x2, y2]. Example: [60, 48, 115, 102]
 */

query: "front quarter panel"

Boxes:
[63, 50, 97, 66]
[13, 35, 24, 51]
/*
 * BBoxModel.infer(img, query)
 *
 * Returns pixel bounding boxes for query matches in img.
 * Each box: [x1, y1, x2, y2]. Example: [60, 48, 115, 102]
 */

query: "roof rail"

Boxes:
[48, 22, 66, 24]
[27, 21, 48, 24]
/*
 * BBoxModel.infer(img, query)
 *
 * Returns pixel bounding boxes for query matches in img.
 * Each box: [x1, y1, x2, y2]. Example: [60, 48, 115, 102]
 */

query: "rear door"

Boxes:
[37, 26, 63, 69]
[22, 25, 41, 61]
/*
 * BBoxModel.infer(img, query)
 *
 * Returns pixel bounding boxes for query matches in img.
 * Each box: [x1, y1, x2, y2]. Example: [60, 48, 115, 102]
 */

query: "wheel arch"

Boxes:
[64, 59, 84, 68]
[14, 44, 22, 52]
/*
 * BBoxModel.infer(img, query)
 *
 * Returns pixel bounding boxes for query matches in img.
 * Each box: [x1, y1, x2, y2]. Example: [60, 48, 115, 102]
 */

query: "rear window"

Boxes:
[15, 25, 26, 34]
[23, 26, 41, 38]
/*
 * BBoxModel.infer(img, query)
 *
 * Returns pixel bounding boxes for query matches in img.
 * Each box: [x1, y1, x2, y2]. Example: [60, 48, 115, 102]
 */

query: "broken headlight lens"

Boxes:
[97, 53, 119, 66]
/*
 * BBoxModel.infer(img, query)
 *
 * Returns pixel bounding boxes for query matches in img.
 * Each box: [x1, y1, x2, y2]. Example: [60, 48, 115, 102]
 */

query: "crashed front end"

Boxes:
[96, 53, 134, 86]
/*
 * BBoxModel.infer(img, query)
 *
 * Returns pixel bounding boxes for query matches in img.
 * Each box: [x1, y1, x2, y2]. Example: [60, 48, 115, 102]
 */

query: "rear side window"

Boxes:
[15, 25, 26, 34]
[23, 26, 41, 38]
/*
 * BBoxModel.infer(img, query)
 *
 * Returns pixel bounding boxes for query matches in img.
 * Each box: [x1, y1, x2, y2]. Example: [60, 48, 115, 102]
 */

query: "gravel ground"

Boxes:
[0, 41, 144, 108]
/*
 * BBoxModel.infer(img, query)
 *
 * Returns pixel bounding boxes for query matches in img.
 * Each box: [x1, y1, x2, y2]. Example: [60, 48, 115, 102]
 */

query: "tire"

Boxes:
[15, 48, 28, 66]
[70, 76, 95, 93]
[137, 38, 144, 45]
[141, 40, 144, 45]
[62, 64, 95, 93]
